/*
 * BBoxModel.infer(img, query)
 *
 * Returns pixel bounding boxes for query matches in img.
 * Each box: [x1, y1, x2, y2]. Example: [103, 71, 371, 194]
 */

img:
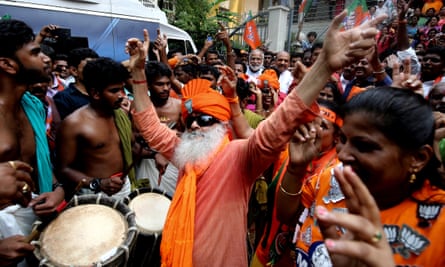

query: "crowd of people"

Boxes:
[1, 0, 445, 266]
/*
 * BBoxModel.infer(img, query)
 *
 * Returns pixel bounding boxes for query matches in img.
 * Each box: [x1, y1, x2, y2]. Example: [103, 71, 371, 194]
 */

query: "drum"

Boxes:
[122, 187, 172, 267]
[33, 194, 138, 267]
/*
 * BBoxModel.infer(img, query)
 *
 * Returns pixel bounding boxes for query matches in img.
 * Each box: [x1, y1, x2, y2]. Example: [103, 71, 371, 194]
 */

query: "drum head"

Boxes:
[129, 192, 171, 234]
[40, 204, 127, 266]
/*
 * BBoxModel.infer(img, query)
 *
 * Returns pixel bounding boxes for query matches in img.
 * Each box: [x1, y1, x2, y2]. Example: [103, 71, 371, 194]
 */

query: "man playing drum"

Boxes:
[0, 19, 67, 266]
[127, 11, 387, 267]
[56, 57, 136, 200]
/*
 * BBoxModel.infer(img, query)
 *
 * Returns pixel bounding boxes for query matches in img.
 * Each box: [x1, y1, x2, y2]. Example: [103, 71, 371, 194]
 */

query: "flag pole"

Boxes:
[228, 11, 267, 38]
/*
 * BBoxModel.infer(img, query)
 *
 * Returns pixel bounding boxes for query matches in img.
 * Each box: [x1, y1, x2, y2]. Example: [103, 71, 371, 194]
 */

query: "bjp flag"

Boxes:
[341, 0, 369, 31]
[243, 19, 261, 50]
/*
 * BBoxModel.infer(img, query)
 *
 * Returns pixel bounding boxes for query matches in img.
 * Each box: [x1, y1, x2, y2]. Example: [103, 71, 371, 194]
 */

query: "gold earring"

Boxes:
[409, 172, 417, 184]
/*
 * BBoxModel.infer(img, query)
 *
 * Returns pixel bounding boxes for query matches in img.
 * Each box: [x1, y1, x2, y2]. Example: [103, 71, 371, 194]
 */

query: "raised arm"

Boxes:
[218, 65, 254, 138]
[297, 11, 385, 105]
[127, 30, 180, 160]
[276, 120, 321, 225]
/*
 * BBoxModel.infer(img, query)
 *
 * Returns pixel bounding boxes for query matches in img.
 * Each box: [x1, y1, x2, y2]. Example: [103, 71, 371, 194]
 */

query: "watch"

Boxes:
[89, 178, 101, 193]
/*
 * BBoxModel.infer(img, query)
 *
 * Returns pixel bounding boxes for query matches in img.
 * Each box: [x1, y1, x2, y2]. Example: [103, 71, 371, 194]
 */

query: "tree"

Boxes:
[163, 0, 237, 50]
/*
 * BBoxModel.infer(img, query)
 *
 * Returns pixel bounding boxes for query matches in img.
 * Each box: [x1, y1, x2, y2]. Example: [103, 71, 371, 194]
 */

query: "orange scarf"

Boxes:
[160, 135, 230, 267]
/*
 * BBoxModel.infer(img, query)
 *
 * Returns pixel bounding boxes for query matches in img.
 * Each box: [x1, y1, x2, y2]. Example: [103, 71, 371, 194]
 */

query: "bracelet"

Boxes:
[232, 112, 243, 118]
[373, 69, 386, 74]
[132, 79, 147, 84]
[226, 96, 239, 104]
[279, 183, 303, 196]
[52, 182, 63, 191]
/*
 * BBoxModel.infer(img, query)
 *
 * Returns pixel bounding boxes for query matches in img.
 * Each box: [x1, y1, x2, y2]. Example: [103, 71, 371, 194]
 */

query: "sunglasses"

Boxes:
[423, 57, 442, 63]
[185, 114, 220, 128]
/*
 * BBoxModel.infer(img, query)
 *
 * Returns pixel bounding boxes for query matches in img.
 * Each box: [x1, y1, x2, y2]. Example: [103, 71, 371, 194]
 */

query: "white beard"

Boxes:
[173, 124, 227, 170]
[249, 64, 262, 72]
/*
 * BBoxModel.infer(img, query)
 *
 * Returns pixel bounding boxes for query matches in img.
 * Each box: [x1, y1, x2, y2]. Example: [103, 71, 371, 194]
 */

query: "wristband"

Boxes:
[132, 79, 147, 84]
[52, 182, 64, 191]
[373, 69, 386, 74]
[226, 96, 239, 104]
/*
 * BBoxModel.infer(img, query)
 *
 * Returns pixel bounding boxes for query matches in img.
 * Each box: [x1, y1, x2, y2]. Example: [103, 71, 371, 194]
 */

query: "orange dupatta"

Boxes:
[160, 135, 230, 267]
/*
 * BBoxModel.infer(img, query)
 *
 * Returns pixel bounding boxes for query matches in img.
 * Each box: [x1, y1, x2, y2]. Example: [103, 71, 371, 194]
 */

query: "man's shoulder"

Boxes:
[63, 105, 90, 125]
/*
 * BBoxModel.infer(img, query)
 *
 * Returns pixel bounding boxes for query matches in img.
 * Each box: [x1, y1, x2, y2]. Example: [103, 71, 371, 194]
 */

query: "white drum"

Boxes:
[123, 187, 171, 267]
[34, 194, 137, 267]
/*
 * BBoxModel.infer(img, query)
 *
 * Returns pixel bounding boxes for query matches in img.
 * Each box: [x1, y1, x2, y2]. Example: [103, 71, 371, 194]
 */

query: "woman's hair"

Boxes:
[344, 87, 441, 189]
[322, 82, 344, 106]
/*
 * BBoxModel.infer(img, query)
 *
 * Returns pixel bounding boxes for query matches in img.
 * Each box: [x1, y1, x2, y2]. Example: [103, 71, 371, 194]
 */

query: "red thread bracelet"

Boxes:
[132, 79, 147, 84]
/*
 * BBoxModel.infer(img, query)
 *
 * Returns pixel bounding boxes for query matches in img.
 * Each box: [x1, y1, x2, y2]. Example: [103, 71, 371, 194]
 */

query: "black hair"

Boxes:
[234, 60, 247, 73]
[82, 57, 129, 94]
[321, 81, 344, 106]
[40, 44, 56, 61]
[311, 43, 323, 54]
[145, 61, 172, 86]
[54, 53, 68, 62]
[198, 64, 220, 81]
[425, 46, 445, 63]
[174, 63, 198, 79]
[67, 47, 99, 68]
[344, 87, 441, 190]
[307, 31, 317, 38]
[0, 19, 34, 58]
[236, 78, 251, 101]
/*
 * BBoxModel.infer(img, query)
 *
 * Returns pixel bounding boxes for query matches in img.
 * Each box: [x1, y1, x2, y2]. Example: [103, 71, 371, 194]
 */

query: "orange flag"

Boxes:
[243, 19, 261, 50]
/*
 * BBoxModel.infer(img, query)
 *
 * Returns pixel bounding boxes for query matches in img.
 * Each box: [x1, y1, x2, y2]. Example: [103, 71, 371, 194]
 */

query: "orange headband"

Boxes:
[320, 106, 343, 127]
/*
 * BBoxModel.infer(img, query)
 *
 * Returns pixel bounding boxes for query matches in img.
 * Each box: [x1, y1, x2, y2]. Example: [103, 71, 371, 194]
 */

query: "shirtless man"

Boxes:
[0, 19, 65, 265]
[135, 61, 181, 196]
[56, 57, 134, 200]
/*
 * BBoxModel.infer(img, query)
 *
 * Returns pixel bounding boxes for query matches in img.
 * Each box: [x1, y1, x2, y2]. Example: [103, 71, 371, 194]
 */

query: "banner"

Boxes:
[341, 0, 369, 31]
[243, 18, 261, 50]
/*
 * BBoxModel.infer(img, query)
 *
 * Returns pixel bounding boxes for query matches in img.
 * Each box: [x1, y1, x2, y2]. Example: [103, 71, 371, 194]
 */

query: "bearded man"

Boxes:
[246, 49, 265, 85]
[128, 10, 386, 267]
[0, 19, 65, 266]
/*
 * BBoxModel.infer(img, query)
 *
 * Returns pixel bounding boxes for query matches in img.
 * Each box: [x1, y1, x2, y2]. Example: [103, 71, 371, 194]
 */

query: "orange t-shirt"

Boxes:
[295, 164, 445, 266]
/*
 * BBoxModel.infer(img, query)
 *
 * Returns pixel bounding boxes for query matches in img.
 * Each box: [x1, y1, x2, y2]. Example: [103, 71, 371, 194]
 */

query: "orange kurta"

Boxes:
[133, 91, 319, 267]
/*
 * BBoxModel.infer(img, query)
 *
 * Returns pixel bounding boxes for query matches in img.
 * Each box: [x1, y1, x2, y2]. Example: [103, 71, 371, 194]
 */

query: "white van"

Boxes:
[0, 0, 197, 62]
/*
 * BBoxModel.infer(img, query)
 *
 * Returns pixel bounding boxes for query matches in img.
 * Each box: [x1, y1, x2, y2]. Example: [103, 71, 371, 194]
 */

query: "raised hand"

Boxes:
[126, 29, 149, 71]
[319, 11, 387, 73]
[217, 65, 237, 97]
[288, 118, 322, 168]
[391, 58, 423, 94]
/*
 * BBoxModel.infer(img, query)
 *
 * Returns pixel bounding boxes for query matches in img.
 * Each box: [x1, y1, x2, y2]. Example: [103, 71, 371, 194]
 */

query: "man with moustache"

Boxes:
[53, 47, 99, 119]
[127, 9, 385, 266]
[246, 49, 265, 84]
[56, 57, 134, 200]
[0, 19, 66, 265]
[421, 46, 445, 97]
[135, 61, 181, 196]
[275, 51, 294, 98]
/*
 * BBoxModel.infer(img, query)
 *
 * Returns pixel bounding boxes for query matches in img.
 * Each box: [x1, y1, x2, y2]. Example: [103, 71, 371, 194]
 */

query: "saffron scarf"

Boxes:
[114, 109, 136, 188]
[160, 135, 230, 267]
[21, 91, 52, 193]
